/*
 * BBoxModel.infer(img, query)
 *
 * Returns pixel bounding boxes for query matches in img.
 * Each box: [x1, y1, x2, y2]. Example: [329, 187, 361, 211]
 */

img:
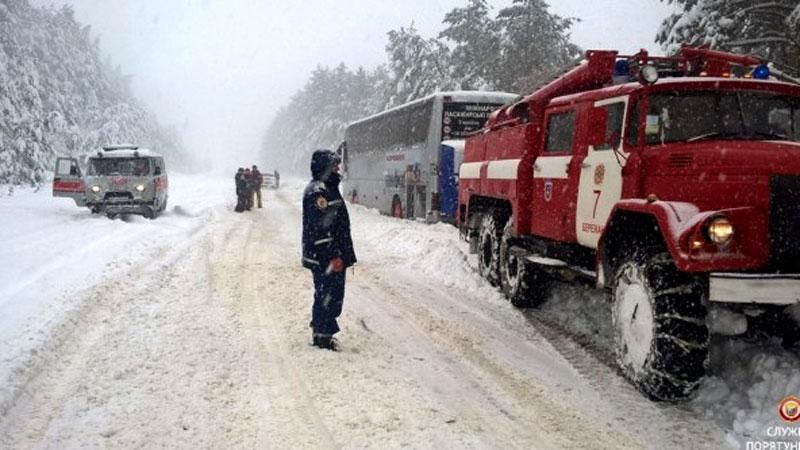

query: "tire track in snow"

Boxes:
[350, 268, 643, 449]
[0, 205, 254, 448]
[402, 274, 724, 448]
[222, 208, 338, 449]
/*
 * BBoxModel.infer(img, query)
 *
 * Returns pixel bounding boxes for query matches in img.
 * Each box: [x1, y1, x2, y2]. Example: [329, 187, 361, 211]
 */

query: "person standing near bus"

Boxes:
[404, 165, 415, 219]
[302, 149, 357, 351]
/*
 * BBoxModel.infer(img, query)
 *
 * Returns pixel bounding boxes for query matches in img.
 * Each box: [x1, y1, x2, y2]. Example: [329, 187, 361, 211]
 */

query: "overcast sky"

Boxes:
[34, 0, 673, 167]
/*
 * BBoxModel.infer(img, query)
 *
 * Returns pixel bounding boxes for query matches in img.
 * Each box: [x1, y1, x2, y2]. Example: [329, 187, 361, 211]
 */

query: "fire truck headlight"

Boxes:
[706, 217, 734, 245]
[91, 185, 101, 193]
[135, 184, 145, 192]
[640, 65, 659, 85]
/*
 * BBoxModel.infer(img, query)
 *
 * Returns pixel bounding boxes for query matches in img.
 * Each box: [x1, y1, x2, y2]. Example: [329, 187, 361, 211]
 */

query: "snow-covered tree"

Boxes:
[658, 0, 800, 76]
[0, 0, 189, 185]
[438, 0, 501, 90]
[260, 0, 582, 174]
[385, 25, 456, 106]
[261, 65, 390, 174]
[493, 0, 582, 92]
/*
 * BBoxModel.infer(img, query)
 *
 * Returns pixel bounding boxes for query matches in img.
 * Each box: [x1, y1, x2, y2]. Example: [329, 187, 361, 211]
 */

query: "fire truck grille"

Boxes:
[769, 176, 800, 272]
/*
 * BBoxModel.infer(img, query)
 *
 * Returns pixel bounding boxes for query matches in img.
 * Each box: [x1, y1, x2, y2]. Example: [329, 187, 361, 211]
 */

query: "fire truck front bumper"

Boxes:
[709, 273, 800, 305]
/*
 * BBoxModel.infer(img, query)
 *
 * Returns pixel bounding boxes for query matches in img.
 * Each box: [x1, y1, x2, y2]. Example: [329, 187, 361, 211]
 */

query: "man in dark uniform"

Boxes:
[302, 149, 357, 350]
[243, 168, 254, 211]
[235, 168, 247, 212]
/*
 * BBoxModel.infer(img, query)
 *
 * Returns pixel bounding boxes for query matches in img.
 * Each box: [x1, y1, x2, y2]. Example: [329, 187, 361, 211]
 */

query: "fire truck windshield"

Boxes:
[645, 90, 800, 145]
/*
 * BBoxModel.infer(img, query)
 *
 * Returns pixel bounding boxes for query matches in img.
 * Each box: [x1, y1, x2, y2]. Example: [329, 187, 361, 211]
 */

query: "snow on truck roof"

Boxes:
[92, 147, 160, 159]
[348, 90, 518, 128]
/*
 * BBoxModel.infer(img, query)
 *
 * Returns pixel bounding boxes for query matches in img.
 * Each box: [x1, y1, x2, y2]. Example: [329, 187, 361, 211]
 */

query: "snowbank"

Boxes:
[0, 172, 230, 417]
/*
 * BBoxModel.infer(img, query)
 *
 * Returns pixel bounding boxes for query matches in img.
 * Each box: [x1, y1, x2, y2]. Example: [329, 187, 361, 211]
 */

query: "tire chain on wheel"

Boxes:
[499, 220, 549, 307]
[477, 214, 502, 286]
[613, 252, 709, 401]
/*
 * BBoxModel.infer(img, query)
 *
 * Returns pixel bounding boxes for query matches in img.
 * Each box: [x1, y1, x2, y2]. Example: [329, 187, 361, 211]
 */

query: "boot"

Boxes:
[313, 335, 338, 351]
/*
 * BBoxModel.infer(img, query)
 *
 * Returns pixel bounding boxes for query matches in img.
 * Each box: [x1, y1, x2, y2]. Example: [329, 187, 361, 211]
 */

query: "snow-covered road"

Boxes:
[0, 175, 797, 449]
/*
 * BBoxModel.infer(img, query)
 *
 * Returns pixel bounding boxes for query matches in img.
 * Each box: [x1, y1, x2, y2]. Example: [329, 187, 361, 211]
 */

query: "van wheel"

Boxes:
[391, 197, 403, 218]
[611, 252, 708, 401]
[143, 207, 155, 219]
[478, 214, 502, 286]
[499, 220, 549, 307]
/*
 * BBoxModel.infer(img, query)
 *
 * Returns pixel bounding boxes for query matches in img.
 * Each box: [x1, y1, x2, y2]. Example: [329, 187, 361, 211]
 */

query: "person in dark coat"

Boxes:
[243, 168, 254, 211]
[235, 168, 247, 212]
[251, 165, 264, 208]
[302, 149, 357, 350]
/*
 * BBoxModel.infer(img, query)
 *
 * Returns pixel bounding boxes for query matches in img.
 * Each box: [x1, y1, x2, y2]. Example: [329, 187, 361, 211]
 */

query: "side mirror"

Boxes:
[589, 107, 609, 147]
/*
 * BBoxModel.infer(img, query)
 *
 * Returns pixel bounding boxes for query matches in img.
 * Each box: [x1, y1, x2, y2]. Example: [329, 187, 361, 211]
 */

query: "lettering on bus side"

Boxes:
[442, 103, 504, 140]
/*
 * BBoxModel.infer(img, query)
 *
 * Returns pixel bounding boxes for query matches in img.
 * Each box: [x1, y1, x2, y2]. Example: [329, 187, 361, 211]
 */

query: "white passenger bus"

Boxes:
[341, 91, 517, 221]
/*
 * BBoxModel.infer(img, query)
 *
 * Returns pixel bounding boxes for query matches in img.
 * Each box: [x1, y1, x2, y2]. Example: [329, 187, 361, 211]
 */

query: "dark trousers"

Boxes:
[235, 192, 247, 212]
[310, 270, 346, 336]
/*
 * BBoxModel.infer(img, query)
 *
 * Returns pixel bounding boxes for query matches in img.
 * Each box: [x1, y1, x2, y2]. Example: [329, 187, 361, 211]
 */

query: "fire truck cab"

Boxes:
[458, 46, 800, 401]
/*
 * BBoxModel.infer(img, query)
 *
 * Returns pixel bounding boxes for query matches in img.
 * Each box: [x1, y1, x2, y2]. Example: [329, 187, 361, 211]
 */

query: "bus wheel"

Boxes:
[391, 198, 403, 218]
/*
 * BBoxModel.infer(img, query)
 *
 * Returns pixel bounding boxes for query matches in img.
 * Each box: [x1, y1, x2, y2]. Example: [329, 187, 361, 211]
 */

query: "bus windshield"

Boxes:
[645, 90, 800, 145]
[88, 158, 151, 176]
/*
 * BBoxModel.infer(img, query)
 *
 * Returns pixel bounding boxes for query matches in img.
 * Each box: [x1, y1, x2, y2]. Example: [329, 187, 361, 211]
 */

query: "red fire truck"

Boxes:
[458, 46, 800, 401]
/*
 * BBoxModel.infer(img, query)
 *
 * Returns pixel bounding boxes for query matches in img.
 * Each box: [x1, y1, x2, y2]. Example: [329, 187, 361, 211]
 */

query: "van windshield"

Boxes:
[88, 158, 151, 176]
[645, 90, 800, 145]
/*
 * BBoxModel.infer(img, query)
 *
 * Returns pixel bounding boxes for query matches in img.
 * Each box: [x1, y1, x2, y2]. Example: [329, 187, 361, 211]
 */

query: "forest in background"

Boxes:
[0, 0, 190, 185]
[261, 0, 800, 175]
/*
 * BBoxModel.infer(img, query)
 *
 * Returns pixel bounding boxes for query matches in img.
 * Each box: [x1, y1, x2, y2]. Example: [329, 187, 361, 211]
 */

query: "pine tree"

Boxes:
[385, 25, 455, 106]
[658, 0, 800, 76]
[439, 0, 501, 90]
[260, 0, 583, 174]
[0, 0, 189, 185]
[493, 0, 581, 92]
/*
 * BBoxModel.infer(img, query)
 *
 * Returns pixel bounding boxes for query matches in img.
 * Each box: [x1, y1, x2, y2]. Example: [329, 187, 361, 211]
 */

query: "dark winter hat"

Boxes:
[310, 149, 341, 181]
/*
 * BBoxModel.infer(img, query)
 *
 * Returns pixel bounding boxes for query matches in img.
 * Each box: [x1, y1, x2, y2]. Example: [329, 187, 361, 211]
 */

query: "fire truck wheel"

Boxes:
[478, 214, 502, 286]
[499, 221, 549, 307]
[611, 252, 708, 401]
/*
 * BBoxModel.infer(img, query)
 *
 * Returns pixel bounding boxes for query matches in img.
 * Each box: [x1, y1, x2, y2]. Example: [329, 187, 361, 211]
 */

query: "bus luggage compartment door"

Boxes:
[438, 143, 459, 220]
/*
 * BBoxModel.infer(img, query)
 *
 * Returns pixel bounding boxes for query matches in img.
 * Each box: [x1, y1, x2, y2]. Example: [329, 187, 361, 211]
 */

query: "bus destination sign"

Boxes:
[441, 103, 502, 140]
